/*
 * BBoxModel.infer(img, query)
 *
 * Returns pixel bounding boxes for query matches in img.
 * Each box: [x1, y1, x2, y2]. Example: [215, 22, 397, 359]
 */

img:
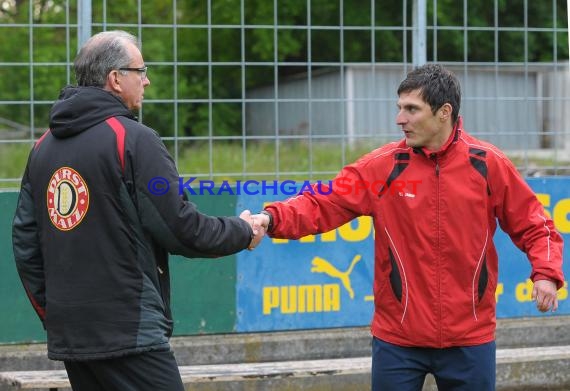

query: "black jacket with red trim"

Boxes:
[12, 86, 253, 361]
[265, 118, 564, 348]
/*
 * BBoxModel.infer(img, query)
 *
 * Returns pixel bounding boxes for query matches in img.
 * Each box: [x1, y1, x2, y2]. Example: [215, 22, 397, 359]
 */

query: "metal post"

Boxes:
[412, 0, 427, 67]
[566, 0, 570, 152]
[77, 0, 92, 50]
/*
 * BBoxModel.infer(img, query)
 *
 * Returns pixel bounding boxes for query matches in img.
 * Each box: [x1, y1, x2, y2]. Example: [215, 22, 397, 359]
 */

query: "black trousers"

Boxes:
[64, 350, 185, 391]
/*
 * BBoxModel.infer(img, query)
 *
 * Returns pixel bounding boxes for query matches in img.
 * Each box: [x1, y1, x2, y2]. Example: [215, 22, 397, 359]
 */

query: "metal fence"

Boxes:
[0, 0, 569, 189]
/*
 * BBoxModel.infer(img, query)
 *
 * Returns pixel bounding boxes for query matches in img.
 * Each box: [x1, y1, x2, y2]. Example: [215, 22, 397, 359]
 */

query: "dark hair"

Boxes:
[74, 30, 139, 87]
[397, 64, 461, 124]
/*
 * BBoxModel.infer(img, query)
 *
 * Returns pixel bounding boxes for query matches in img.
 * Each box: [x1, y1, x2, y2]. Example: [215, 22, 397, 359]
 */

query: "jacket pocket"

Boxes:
[476, 256, 489, 304]
[389, 247, 403, 302]
[472, 232, 489, 321]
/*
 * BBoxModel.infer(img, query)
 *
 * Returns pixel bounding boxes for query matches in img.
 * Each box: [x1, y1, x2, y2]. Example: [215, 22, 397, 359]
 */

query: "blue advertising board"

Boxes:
[236, 178, 569, 332]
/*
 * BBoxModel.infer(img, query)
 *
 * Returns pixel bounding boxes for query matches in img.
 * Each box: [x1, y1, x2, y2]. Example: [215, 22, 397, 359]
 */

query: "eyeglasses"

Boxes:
[118, 66, 148, 80]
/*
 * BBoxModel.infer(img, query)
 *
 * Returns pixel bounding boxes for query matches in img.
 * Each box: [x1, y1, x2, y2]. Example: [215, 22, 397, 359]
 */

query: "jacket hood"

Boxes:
[49, 86, 135, 139]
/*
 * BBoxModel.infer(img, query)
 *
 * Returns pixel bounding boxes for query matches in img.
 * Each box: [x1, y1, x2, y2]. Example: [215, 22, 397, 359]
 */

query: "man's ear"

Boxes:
[439, 103, 452, 122]
[106, 70, 122, 93]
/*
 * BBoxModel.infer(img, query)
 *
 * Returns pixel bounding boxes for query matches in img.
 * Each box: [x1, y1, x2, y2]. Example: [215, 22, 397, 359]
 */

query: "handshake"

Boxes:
[239, 210, 271, 250]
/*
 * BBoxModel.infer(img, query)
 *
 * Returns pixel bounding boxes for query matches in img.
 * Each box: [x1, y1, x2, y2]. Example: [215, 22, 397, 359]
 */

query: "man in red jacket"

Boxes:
[253, 64, 564, 390]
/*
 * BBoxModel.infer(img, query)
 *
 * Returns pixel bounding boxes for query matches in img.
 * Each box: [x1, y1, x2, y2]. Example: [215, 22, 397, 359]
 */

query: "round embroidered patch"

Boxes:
[46, 167, 89, 231]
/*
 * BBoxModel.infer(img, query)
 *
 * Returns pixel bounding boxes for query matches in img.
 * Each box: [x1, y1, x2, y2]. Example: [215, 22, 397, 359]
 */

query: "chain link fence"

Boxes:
[0, 0, 568, 189]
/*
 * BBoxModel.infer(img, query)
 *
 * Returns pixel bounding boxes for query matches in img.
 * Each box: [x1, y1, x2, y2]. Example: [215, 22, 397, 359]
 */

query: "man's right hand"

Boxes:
[239, 210, 266, 250]
[252, 213, 270, 231]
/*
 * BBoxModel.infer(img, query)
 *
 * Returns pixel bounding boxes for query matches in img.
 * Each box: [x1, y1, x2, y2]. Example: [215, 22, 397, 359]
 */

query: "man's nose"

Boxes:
[396, 111, 406, 125]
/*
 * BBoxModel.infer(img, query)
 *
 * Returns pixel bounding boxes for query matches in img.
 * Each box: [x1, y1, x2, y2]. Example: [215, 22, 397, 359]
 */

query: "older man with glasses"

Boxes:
[12, 30, 264, 391]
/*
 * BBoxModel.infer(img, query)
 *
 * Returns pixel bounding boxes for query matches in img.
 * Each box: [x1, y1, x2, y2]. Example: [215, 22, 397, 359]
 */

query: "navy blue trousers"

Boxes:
[371, 337, 496, 391]
[64, 349, 184, 391]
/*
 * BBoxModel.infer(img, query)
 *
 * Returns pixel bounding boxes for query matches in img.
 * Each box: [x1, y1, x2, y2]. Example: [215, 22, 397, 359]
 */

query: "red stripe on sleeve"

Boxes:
[34, 129, 51, 149]
[105, 117, 126, 173]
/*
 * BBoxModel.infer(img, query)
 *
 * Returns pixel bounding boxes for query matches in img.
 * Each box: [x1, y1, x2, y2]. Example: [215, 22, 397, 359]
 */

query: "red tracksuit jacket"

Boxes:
[265, 118, 564, 348]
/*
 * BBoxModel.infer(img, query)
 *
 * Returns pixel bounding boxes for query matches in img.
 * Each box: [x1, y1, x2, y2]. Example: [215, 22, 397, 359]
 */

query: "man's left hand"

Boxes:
[532, 280, 559, 312]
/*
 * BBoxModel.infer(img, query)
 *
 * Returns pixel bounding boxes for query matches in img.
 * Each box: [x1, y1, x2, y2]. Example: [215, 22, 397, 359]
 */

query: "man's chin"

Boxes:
[405, 139, 419, 148]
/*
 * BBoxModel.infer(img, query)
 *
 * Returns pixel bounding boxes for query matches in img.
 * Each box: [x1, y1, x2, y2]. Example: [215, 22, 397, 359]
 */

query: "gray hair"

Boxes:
[74, 30, 139, 87]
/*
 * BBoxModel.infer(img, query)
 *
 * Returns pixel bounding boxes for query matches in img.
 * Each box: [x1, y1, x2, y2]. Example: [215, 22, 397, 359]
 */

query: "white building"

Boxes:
[246, 64, 570, 154]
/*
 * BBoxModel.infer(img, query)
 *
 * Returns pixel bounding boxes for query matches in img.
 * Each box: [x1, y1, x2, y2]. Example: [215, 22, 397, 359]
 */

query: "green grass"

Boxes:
[170, 140, 376, 182]
[0, 143, 33, 190]
[0, 140, 376, 190]
[2, 140, 569, 190]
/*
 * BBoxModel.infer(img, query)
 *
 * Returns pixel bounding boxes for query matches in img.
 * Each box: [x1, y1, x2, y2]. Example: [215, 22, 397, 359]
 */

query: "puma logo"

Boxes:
[310, 255, 362, 299]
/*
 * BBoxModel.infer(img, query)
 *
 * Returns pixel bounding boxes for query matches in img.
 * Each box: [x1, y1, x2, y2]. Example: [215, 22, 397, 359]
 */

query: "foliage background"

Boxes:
[0, 0, 567, 140]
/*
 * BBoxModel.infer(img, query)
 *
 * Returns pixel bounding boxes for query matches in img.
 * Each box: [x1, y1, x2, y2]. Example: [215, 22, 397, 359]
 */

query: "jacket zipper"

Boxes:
[431, 153, 442, 347]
